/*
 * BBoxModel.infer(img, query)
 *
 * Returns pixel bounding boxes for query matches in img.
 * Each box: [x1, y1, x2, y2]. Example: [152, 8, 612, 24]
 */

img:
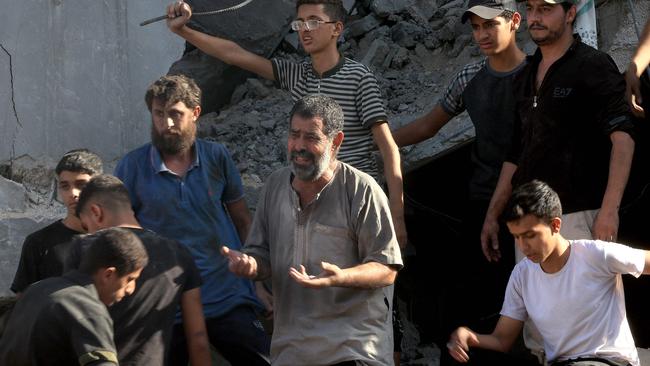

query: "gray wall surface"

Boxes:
[0, 0, 184, 164]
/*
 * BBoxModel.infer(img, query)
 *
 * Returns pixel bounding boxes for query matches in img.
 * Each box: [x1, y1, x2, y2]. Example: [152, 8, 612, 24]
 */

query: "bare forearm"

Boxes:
[382, 143, 405, 223]
[335, 261, 397, 288]
[173, 26, 274, 79]
[486, 162, 517, 221]
[393, 105, 451, 147]
[601, 132, 635, 213]
[632, 20, 650, 74]
[181, 289, 211, 366]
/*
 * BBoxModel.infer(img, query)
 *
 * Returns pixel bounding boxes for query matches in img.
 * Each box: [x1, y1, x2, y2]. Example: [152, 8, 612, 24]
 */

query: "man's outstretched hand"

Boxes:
[221, 246, 257, 279]
[289, 262, 347, 289]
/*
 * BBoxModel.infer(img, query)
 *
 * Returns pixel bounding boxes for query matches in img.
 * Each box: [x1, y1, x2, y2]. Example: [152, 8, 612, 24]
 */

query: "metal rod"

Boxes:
[140, 15, 168, 27]
[140, 0, 254, 27]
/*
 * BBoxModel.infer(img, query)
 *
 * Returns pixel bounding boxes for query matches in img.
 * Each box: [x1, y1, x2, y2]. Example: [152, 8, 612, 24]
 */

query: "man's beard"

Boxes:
[528, 22, 564, 46]
[289, 146, 331, 182]
[151, 124, 196, 155]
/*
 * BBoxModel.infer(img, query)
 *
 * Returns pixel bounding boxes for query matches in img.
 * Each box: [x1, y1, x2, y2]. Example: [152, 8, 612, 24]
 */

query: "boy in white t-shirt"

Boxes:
[447, 180, 650, 366]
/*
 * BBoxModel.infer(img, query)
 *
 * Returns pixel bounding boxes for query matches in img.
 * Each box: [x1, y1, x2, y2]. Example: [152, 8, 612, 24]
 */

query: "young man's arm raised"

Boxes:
[166, 2, 274, 80]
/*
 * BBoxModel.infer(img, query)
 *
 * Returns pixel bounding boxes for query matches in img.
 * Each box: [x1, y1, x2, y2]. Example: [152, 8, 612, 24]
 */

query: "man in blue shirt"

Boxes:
[115, 74, 269, 365]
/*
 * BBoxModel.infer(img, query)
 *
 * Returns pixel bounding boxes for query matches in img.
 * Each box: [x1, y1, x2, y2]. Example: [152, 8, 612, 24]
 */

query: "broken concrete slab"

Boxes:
[346, 14, 383, 38]
[0, 176, 28, 213]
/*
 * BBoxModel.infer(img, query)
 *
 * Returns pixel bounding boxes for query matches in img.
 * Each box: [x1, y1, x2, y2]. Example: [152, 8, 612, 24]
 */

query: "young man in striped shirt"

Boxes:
[166, 0, 406, 248]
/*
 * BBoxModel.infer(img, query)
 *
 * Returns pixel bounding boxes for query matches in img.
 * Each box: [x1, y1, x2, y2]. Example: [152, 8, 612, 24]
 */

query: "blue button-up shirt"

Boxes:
[115, 139, 261, 318]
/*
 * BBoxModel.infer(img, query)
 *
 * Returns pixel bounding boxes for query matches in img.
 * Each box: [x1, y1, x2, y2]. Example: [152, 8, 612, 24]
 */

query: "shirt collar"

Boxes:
[149, 142, 200, 174]
[530, 33, 582, 64]
[310, 53, 346, 79]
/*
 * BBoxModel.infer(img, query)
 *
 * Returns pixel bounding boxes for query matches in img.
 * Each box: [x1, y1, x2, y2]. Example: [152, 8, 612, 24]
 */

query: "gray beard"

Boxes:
[289, 147, 331, 181]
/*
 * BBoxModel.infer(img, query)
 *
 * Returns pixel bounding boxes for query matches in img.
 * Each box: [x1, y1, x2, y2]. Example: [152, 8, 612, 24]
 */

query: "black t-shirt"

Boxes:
[65, 227, 203, 366]
[508, 37, 634, 213]
[11, 219, 82, 293]
[0, 270, 118, 366]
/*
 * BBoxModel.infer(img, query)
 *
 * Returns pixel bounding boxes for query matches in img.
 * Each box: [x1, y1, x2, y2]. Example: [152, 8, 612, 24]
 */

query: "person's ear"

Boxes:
[192, 105, 201, 121]
[97, 266, 117, 284]
[332, 131, 344, 150]
[512, 12, 522, 31]
[90, 203, 103, 223]
[550, 217, 562, 234]
[566, 5, 576, 25]
[333, 21, 344, 37]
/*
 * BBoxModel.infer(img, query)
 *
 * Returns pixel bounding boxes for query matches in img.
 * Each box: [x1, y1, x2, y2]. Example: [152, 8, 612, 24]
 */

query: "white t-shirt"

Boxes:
[501, 240, 646, 365]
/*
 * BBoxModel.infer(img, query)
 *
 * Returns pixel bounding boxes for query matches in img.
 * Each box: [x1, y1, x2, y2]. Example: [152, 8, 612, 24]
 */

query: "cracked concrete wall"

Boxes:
[0, 0, 184, 295]
[0, 0, 184, 165]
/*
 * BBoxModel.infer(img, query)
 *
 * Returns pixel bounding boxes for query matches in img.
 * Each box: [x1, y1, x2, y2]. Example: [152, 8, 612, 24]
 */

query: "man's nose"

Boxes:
[126, 282, 136, 296]
[72, 187, 82, 198]
[166, 117, 175, 128]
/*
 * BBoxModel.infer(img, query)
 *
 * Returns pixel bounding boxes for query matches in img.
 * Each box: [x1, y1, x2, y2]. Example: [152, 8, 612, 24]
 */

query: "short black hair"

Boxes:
[290, 94, 344, 139]
[559, 2, 576, 26]
[296, 0, 346, 23]
[500, 9, 515, 21]
[145, 74, 202, 112]
[78, 227, 148, 276]
[502, 180, 562, 224]
[55, 149, 103, 176]
[75, 174, 133, 218]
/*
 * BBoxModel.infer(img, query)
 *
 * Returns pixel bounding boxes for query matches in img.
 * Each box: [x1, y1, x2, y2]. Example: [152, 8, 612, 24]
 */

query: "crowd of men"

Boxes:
[1, 0, 650, 365]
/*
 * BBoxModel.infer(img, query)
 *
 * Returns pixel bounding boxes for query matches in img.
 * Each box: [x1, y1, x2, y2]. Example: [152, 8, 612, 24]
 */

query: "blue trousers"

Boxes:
[169, 305, 271, 366]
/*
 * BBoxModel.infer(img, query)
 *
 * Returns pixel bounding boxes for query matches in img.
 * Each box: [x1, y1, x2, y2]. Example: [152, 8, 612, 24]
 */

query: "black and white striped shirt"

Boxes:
[272, 56, 388, 179]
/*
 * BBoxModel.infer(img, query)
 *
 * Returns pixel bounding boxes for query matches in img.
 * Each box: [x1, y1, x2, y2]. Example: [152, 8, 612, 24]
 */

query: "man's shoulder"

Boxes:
[445, 59, 488, 91]
[23, 220, 77, 249]
[133, 228, 189, 257]
[340, 57, 377, 78]
[264, 166, 291, 186]
[119, 143, 153, 164]
[462, 58, 488, 73]
[570, 41, 617, 70]
[337, 162, 385, 193]
[195, 139, 231, 158]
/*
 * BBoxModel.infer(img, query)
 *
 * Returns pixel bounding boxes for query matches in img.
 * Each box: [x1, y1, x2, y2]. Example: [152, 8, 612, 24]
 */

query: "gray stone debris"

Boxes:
[0, 176, 28, 213]
[1, 0, 646, 362]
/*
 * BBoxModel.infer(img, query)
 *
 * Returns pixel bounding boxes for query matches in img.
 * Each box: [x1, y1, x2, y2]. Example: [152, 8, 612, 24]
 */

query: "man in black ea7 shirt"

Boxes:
[482, 0, 635, 262]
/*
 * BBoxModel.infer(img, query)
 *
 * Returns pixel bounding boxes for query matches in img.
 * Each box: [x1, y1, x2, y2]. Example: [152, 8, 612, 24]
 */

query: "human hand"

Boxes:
[447, 327, 478, 363]
[625, 62, 645, 118]
[254, 281, 273, 319]
[288, 262, 345, 289]
[592, 209, 619, 242]
[221, 246, 258, 279]
[480, 217, 501, 262]
[166, 1, 192, 33]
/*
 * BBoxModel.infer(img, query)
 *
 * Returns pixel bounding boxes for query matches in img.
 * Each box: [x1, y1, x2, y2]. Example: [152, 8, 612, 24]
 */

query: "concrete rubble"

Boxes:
[1, 0, 648, 363]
